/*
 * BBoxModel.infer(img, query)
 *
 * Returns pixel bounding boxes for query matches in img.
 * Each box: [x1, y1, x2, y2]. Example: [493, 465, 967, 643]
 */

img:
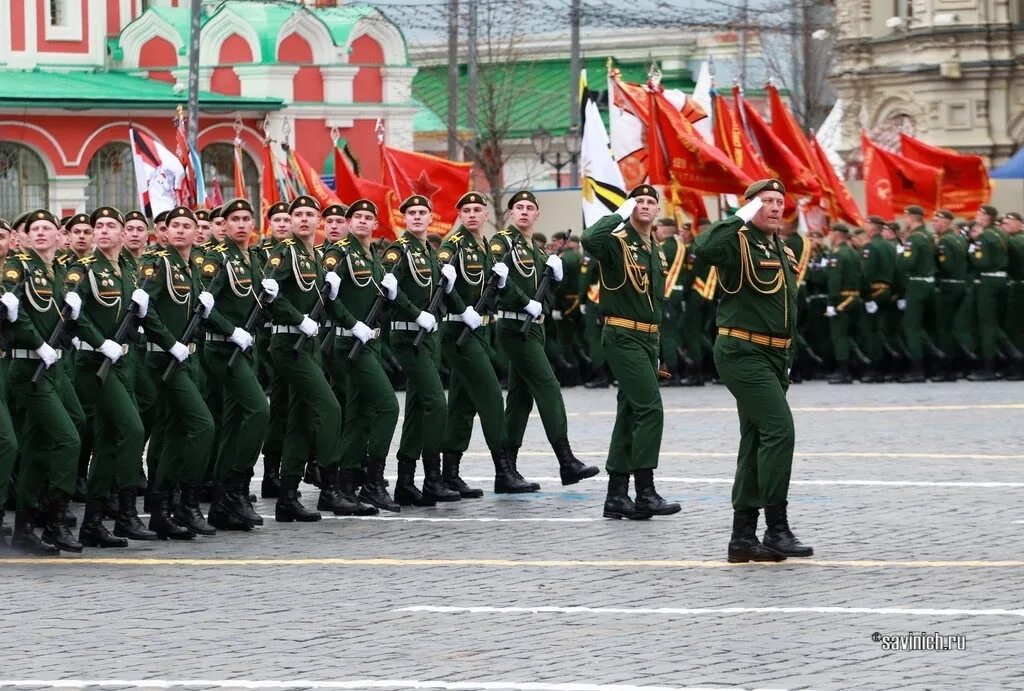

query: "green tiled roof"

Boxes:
[412, 58, 694, 138]
[0, 69, 283, 111]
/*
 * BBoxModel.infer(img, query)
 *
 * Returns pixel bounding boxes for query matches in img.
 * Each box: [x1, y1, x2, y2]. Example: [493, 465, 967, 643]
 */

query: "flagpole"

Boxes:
[186, 0, 201, 152]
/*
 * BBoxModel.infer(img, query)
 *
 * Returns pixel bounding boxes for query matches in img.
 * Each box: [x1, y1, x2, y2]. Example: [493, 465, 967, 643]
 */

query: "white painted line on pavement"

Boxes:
[465, 451, 1024, 460]
[565, 402, 1024, 416]
[0, 681, 793, 691]
[457, 476, 1024, 488]
[396, 605, 1024, 618]
[255, 515, 599, 523]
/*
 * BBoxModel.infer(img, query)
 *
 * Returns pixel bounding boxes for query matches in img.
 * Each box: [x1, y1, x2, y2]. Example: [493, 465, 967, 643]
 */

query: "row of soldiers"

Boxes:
[0, 190, 639, 555]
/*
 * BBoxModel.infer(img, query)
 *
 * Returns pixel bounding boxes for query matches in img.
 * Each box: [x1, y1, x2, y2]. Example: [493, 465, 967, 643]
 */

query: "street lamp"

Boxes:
[531, 125, 581, 188]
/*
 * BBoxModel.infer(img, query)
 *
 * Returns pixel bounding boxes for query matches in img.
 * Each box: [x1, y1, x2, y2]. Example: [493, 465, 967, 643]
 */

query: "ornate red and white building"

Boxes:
[0, 0, 415, 219]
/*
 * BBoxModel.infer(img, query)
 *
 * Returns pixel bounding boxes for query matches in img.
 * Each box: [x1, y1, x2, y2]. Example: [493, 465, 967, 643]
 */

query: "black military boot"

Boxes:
[602, 473, 652, 520]
[113, 488, 159, 541]
[679, 363, 705, 387]
[207, 484, 253, 531]
[333, 469, 378, 516]
[762, 502, 813, 557]
[135, 462, 148, 497]
[827, 361, 852, 384]
[583, 366, 611, 389]
[421, 456, 461, 502]
[102, 491, 120, 520]
[633, 469, 681, 516]
[727, 509, 786, 563]
[225, 473, 263, 526]
[79, 499, 128, 548]
[898, 365, 926, 383]
[72, 476, 88, 503]
[303, 462, 323, 489]
[174, 483, 216, 536]
[492, 449, 537, 494]
[442, 452, 483, 498]
[41, 489, 83, 553]
[360, 458, 401, 512]
[553, 438, 599, 485]
[148, 492, 194, 540]
[10, 510, 59, 555]
[967, 358, 998, 381]
[275, 477, 321, 522]
[261, 457, 282, 499]
[505, 445, 540, 491]
[394, 459, 436, 507]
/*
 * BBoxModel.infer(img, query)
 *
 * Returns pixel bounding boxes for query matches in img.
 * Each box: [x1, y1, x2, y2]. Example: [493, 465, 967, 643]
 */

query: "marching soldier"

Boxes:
[658, 218, 687, 386]
[209, 206, 226, 242]
[123, 210, 156, 494]
[859, 216, 897, 382]
[549, 232, 584, 386]
[967, 205, 1008, 380]
[680, 233, 717, 386]
[490, 190, 598, 487]
[1002, 212, 1024, 379]
[438, 192, 536, 495]
[824, 225, 863, 384]
[580, 250, 611, 388]
[66, 214, 94, 259]
[896, 205, 937, 382]
[0, 220, 17, 545]
[582, 185, 680, 519]
[693, 179, 812, 563]
[932, 210, 972, 380]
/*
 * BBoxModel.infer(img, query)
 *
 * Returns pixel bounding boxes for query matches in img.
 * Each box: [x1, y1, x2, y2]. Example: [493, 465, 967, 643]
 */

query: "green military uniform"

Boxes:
[1004, 218, 1024, 361]
[551, 240, 584, 383]
[251, 227, 286, 497]
[579, 252, 609, 386]
[658, 234, 687, 380]
[693, 179, 810, 563]
[934, 225, 973, 369]
[682, 249, 717, 383]
[859, 231, 897, 376]
[968, 223, 1008, 368]
[825, 237, 863, 380]
[121, 246, 156, 493]
[802, 242, 831, 362]
[897, 219, 937, 375]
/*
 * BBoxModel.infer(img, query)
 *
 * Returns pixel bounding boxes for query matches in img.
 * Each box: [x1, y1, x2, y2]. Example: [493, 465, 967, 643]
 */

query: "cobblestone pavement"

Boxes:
[2, 381, 1023, 691]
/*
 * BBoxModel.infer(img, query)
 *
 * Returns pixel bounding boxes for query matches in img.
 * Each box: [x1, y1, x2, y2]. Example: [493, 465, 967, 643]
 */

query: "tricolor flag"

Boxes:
[129, 128, 185, 218]
[579, 69, 626, 226]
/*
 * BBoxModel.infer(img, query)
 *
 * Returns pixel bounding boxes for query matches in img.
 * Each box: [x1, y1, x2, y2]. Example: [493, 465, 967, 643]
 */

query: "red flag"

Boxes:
[291, 149, 341, 210]
[862, 131, 943, 217]
[381, 145, 472, 235]
[740, 97, 821, 197]
[209, 178, 224, 208]
[334, 144, 397, 241]
[898, 133, 990, 214]
[768, 85, 819, 175]
[714, 89, 770, 180]
[808, 137, 863, 226]
[233, 142, 248, 201]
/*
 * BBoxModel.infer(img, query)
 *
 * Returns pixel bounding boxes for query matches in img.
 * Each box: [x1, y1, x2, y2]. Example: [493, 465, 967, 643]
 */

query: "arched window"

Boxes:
[0, 142, 49, 220]
[201, 143, 259, 203]
[86, 142, 138, 211]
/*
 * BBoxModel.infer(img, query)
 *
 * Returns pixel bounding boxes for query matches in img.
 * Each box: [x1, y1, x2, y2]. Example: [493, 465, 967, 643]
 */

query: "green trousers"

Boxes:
[10, 359, 81, 507]
[934, 281, 973, 355]
[499, 321, 568, 447]
[583, 305, 606, 369]
[146, 355, 215, 491]
[260, 326, 288, 463]
[974, 276, 1007, 358]
[660, 291, 684, 369]
[828, 301, 862, 364]
[902, 281, 935, 364]
[603, 326, 662, 472]
[714, 336, 795, 511]
[0, 359, 18, 506]
[683, 292, 709, 366]
[440, 324, 507, 455]
[554, 311, 583, 368]
[861, 288, 892, 363]
[1006, 281, 1024, 350]
[269, 335, 341, 479]
[334, 338, 398, 469]
[392, 331, 446, 461]
[204, 342, 270, 481]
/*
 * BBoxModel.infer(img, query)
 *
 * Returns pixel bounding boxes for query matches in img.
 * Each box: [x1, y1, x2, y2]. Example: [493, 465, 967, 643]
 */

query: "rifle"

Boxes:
[97, 271, 155, 385]
[161, 268, 227, 382]
[520, 234, 569, 338]
[293, 245, 350, 356]
[455, 248, 514, 352]
[31, 278, 83, 384]
[348, 241, 410, 361]
[411, 251, 456, 353]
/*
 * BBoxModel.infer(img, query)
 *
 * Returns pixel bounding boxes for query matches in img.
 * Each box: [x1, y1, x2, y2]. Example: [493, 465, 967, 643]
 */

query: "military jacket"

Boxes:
[862, 234, 897, 299]
[265, 237, 333, 327]
[968, 226, 1008, 274]
[67, 250, 146, 349]
[660, 236, 687, 298]
[321, 236, 415, 328]
[382, 231, 465, 316]
[826, 243, 862, 310]
[141, 245, 201, 350]
[201, 238, 261, 336]
[437, 229, 495, 311]
[489, 226, 549, 314]
[692, 215, 798, 339]
[581, 212, 664, 325]
[804, 249, 830, 297]
[554, 247, 582, 314]
[2, 249, 66, 350]
[578, 252, 601, 308]
[936, 233, 969, 281]
[898, 226, 936, 278]
[784, 232, 812, 285]
[1006, 233, 1024, 280]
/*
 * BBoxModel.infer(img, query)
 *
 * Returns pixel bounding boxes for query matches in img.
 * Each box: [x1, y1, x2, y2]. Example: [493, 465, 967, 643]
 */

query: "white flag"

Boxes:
[581, 69, 626, 227]
[129, 127, 185, 217]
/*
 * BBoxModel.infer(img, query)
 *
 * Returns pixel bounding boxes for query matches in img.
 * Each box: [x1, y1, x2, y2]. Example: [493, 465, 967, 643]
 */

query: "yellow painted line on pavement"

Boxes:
[567, 402, 1024, 416]
[0, 556, 1022, 568]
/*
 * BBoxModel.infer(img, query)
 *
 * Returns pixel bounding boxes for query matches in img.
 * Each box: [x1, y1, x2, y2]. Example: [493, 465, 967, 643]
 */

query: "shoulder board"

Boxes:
[200, 241, 213, 250]
[611, 229, 628, 239]
[396, 235, 410, 245]
[150, 249, 169, 258]
[445, 231, 463, 245]
[783, 246, 796, 259]
[56, 253, 72, 266]
[15, 252, 31, 261]
[213, 243, 228, 253]
[78, 254, 98, 265]
[279, 238, 295, 247]
[498, 229, 511, 237]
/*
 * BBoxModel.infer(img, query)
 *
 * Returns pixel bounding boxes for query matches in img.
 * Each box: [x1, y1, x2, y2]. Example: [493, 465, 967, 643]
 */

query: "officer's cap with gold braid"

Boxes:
[399, 195, 431, 213]
[222, 198, 253, 216]
[979, 204, 998, 218]
[934, 209, 954, 221]
[26, 209, 60, 229]
[154, 210, 170, 225]
[90, 206, 125, 226]
[266, 201, 290, 219]
[507, 190, 538, 210]
[903, 205, 924, 216]
[628, 184, 659, 202]
[345, 198, 377, 219]
[193, 208, 210, 222]
[0, 218, 10, 232]
[321, 203, 347, 219]
[743, 178, 785, 200]
[289, 196, 320, 214]
[64, 213, 91, 230]
[209, 206, 224, 220]
[456, 191, 487, 209]
[165, 206, 197, 224]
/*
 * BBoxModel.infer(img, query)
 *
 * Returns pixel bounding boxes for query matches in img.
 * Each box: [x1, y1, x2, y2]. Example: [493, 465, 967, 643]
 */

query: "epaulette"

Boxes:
[15, 252, 31, 261]
[612, 229, 628, 239]
[200, 241, 213, 251]
[279, 238, 295, 247]
[78, 254, 98, 266]
[151, 249, 170, 258]
[498, 229, 511, 236]
[213, 243, 228, 253]
[56, 253, 73, 267]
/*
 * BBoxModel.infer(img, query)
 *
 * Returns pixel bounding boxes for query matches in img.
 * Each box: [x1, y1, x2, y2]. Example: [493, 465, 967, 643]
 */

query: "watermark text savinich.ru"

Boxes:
[872, 631, 967, 651]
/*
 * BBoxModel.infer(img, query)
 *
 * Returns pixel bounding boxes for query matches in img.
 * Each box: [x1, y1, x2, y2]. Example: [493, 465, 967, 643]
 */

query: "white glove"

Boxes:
[71, 337, 81, 349]
[579, 304, 587, 315]
[865, 300, 879, 315]
[198, 291, 214, 318]
[524, 300, 542, 318]
[615, 197, 637, 219]
[261, 278, 279, 301]
[968, 243, 979, 253]
[825, 306, 837, 318]
[98, 339, 124, 363]
[736, 197, 764, 223]
[351, 320, 375, 343]
[381, 273, 398, 301]
[897, 299, 907, 311]
[895, 243, 906, 253]
[324, 272, 341, 301]
[459, 306, 483, 330]
[131, 289, 149, 318]
[63, 292, 82, 320]
[545, 254, 564, 282]
[1, 292, 18, 322]
[819, 257, 829, 268]
[168, 341, 190, 363]
[415, 310, 438, 332]
[229, 327, 254, 351]
[492, 262, 509, 289]
[441, 264, 457, 294]
[35, 342, 58, 368]
[298, 315, 318, 337]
